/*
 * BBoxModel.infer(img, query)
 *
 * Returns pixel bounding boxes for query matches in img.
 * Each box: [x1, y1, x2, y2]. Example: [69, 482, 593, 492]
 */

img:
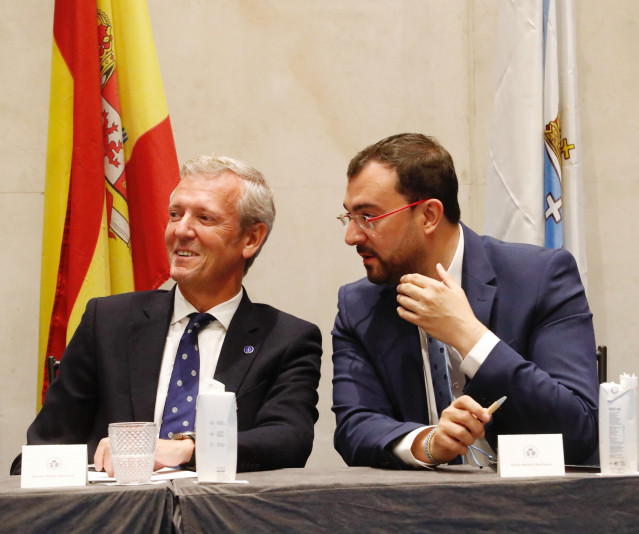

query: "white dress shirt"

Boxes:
[153, 286, 243, 427]
[394, 225, 499, 466]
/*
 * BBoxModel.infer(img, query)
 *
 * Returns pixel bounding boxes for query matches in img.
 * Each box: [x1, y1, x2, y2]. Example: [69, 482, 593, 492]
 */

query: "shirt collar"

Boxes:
[172, 286, 243, 331]
[446, 224, 464, 285]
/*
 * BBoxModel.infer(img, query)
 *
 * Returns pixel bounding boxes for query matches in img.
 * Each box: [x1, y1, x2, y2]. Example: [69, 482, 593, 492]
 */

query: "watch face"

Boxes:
[173, 432, 196, 441]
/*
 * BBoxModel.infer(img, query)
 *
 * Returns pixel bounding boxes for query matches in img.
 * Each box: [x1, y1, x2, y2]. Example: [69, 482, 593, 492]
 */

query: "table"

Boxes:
[3, 467, 639, 533]
[0, 475, 174, 534]
[172, 466, 639, 533]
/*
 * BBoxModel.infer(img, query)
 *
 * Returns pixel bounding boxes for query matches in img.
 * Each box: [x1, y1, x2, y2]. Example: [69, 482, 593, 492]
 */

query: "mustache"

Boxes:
[356, 246, 378, 258]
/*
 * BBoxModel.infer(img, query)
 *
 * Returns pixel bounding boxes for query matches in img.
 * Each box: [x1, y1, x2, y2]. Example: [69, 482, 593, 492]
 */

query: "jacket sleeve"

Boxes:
[9, 299, 102, 474]
[235, 319, 322, 471]
[465, 247, 599, 465]
[332, 285, 422, 468]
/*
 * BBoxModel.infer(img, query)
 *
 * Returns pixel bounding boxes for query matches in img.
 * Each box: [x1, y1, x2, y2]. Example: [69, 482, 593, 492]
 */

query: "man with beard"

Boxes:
[331, 133, 598, 468]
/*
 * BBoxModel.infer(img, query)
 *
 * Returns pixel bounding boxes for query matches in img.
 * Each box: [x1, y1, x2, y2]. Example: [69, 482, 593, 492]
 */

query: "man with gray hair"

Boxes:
[12, 155, 322, 475]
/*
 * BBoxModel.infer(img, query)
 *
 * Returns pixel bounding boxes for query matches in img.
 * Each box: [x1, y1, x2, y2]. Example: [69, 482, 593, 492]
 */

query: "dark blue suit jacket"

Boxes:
[332, 224, 598, 468]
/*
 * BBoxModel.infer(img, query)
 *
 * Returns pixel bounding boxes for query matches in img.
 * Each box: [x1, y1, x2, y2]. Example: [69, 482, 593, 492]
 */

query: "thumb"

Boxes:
[435, 263, 458, 289]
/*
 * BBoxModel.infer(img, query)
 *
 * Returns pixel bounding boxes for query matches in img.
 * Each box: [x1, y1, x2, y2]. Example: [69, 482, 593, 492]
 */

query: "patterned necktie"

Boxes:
[428, 335, 454, 418]
[160, 312, 214, 439]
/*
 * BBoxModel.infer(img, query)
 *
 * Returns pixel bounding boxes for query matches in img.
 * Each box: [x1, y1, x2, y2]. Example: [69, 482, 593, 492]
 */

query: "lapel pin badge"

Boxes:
[243, 345, 254, 354]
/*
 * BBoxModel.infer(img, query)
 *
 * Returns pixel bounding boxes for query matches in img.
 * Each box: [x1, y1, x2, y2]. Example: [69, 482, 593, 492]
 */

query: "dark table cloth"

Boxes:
[4, 466, 639, 533]
[172, 466, 639, 533]
[0, 475, 174, 534]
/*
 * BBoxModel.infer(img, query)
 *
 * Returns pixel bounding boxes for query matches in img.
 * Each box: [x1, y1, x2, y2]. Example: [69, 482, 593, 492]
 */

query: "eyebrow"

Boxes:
[343, 202, 381, 213]
[168, 201, 217, 215]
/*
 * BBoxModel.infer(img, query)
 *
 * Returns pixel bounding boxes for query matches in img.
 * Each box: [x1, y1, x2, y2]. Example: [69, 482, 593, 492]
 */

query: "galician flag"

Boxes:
[485, 0, 586, 287]
[39, 0, 180, 405]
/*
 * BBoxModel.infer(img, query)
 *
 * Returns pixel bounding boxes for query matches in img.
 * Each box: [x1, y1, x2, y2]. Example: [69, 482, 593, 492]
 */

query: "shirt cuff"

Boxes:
[460, 330, 500, 378]
[392, 426, 436, 468]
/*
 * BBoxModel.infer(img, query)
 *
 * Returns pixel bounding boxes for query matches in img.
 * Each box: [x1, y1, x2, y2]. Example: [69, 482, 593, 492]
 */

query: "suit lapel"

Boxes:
[374, 285, 430, 424]
[128, 288, 175, 421]
[461, 223, 497, 327]
[368, 226, 496, 425]
[214, 290, 268, 393]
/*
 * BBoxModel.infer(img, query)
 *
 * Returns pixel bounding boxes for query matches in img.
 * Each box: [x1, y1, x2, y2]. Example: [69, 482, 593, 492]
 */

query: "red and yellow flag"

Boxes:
[39, 0, 179, 406]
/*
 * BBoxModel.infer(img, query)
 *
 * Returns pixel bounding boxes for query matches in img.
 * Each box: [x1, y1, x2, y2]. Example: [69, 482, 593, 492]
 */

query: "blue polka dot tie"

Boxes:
[428, 336, 454, 418]
[160, 312, 214, 439]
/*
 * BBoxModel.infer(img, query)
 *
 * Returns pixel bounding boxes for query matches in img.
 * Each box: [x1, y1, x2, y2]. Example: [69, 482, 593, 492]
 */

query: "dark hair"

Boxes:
[347, 133, 461, 223]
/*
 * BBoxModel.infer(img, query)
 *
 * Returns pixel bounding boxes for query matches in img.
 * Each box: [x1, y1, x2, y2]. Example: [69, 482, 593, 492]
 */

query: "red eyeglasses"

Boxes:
[337, 199, 429, 232]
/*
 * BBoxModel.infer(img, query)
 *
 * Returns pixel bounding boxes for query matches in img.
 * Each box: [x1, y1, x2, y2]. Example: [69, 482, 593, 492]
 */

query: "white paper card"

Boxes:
[21, 444, 88, 488]
[497, 434, 565, 478]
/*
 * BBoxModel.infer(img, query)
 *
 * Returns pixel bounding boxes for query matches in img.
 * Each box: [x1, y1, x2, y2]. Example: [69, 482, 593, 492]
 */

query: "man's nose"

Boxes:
[174, 215, 195, 237]
[344, 219, 366, 247]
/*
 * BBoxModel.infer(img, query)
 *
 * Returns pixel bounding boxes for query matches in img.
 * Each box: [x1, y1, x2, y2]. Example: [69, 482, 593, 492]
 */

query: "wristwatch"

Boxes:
[171, 431, 196, 441]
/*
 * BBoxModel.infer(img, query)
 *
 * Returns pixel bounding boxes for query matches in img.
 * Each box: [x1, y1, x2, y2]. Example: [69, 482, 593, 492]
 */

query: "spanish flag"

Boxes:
[39, 0, 179, 405]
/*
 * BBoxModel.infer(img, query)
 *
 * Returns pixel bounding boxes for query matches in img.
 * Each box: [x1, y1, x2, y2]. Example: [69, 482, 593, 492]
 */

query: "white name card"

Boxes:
[21, 444, 88, 488]
[497, 434, 565, 478]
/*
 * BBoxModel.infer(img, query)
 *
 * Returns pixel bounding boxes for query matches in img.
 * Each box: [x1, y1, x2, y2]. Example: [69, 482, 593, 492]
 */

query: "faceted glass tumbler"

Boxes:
[108, 422, 157, 485]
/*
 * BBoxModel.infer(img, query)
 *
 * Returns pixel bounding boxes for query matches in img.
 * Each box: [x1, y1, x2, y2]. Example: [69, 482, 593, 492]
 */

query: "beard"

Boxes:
[358, 245, 416, 285]
[356, 219, 426, 285]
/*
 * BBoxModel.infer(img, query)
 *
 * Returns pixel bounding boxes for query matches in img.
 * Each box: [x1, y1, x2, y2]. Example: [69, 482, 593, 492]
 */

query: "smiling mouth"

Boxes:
[176, 251, 197, 257]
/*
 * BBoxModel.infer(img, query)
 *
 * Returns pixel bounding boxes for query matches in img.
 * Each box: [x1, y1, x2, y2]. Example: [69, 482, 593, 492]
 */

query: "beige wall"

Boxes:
[1, 0, 637, 471]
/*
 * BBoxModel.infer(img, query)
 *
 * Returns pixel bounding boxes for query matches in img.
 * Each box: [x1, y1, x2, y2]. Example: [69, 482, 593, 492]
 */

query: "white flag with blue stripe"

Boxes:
[543, 0, 563, 248]
[485, 0, 587, 287]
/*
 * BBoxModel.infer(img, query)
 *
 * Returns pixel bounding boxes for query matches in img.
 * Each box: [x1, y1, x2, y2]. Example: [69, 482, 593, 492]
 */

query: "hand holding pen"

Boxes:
[419, 395, 507, 465]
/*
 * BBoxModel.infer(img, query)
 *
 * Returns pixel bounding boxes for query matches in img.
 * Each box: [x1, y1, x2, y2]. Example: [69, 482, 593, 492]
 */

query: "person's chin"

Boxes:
[170, 266, 195, 284]
[365, 264, 406, 285]
[364, 266, 389, 285]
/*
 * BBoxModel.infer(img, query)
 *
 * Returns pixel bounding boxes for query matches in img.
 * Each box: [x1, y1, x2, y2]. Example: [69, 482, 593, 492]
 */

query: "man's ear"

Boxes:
[241, 222, 269, 259]
[420, 199, 444, 236]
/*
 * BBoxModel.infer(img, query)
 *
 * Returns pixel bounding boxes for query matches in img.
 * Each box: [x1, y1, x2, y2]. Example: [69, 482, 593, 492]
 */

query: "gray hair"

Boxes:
[180, 155, 276, 273]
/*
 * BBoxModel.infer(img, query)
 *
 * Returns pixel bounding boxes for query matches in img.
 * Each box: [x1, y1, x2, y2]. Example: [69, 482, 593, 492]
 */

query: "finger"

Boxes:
[439, 409, 485, 444]
[94, 438, 107, 472]
[442, 399, 488, 436]
[397, 280, 444, 306]
[431, 426, 470, 457]
[435, 263, 459, 289]
[104, 451, 114, 477]
[451, 395, 491, 423]
[399, 272, 432, 288]
[396, 292, 421, 315]
[396, 306, 421, 327]
[396, 282, 414, 298]
[397, 281, 431, 301]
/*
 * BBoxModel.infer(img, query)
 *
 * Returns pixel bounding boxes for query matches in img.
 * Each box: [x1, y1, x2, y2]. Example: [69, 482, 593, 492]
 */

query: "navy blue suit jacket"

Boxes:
[13, 287, 321, 474]
[332, 224, 598, 468]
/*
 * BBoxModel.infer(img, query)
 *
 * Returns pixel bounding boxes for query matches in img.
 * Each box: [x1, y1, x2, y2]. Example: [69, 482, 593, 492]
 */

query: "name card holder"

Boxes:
[21, 444, 88, 488]
[497, 434, 565, 478]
